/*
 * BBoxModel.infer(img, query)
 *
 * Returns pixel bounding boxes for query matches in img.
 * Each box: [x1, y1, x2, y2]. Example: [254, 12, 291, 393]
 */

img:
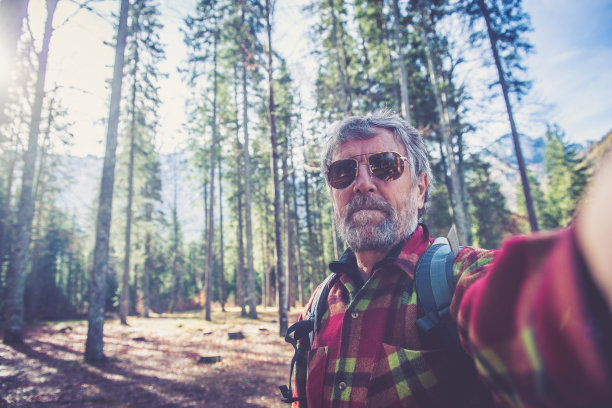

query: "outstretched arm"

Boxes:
[576, 151, 612, 312]
[451, 152, 612, 406]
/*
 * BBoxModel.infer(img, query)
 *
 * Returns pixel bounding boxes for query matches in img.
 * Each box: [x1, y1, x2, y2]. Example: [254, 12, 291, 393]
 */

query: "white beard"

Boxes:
[334, 193, 419, 253]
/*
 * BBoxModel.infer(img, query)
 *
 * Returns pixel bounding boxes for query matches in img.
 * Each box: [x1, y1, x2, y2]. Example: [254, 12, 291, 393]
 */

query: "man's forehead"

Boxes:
[333, 129, 405, 159]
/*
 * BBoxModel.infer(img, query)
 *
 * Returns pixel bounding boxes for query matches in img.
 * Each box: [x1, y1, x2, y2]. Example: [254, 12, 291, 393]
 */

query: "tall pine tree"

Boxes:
[457, 0, 539, 231]
[85, 0, 129, 363]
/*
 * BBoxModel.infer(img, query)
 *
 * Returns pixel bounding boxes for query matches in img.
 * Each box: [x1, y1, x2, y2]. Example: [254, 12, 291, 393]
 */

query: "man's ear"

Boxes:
[325, 183, 333, 199]
[416, 173, 428, 209]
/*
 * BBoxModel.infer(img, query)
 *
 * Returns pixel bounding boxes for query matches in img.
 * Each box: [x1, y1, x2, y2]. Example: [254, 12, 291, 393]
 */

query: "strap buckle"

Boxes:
[415, 306, 450, 333]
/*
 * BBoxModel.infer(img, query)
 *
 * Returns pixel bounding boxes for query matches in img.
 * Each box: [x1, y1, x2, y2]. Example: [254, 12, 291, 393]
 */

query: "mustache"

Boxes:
[345, 195, 393, 218]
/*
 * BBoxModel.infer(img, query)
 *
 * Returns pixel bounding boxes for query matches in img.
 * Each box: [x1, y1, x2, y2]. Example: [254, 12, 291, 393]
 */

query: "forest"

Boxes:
[0, 0, 609, 403]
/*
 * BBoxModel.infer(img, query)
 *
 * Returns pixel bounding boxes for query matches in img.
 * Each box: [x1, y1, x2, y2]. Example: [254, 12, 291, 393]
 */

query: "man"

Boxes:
[289, 111, 612, 407]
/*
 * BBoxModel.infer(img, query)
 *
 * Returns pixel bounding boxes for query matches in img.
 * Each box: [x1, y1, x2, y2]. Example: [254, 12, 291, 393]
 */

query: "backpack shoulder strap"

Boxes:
[284, 272, 336, 348]
[415, 237, 464, 354]
[306, 272, 336, 346]
[280, 272, 336, 403]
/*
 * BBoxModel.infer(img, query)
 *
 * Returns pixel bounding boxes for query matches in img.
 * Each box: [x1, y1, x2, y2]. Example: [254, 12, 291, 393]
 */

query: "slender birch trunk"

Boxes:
[4, 0, 58, 345]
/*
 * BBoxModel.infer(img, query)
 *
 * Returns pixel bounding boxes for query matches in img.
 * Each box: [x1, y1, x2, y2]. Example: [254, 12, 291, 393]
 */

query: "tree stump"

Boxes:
[198, 356, 221, 364]
[228, 331, 245, 340]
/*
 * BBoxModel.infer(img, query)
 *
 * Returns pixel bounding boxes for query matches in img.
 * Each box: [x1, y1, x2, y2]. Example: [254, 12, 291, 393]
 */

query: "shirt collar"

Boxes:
[329, 224, 431, 285]
[329, 248, 362, 286]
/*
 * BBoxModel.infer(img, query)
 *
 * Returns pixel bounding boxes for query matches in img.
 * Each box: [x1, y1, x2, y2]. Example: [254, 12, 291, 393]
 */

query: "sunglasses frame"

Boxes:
[326, 151, 410, 189]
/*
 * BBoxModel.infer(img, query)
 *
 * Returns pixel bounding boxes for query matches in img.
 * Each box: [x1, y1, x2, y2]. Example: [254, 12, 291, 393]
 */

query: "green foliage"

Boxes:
[539, 125, 590, 229]
[422, 183, 453, 238]
[422, 155, 453, 237]
[26, 209, 88, 321]
[467, 156, 515, 249]
[515, 170, 546, 232]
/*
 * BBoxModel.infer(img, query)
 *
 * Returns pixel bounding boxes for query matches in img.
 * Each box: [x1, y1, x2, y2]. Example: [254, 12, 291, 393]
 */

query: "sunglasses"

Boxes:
[326, 151, 409, 189]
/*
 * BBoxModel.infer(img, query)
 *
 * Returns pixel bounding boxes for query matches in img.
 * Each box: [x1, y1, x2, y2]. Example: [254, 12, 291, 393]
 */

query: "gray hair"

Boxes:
[321, 110, 433, 217]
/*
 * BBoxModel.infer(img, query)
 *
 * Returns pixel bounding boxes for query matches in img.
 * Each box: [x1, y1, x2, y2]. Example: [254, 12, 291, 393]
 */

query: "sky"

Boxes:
[522, 0, 612, 145]
[11, 0, 612, 158]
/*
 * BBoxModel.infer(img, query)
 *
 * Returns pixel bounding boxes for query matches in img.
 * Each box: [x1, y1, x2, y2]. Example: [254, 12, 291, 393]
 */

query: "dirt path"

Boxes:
[0, 307, 300, 407]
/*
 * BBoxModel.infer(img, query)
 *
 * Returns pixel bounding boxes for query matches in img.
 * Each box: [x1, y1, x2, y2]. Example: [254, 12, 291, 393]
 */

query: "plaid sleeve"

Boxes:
[453, 228, 612, 406]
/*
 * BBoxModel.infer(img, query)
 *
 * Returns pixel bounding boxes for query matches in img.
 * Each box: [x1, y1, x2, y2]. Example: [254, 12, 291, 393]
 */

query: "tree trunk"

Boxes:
[314, 184, 327, 276]
[289, 139, 306, 306]
[241, 5, 257, 320]
[291, 154, 306, 306]
[237, 168, 246, 314]
[200, 177, 207, 304]
[327, 0, 351, 114]
[204, 11, 219, 322]
[121, 31, 139, 326]
[262, 203, 269, 306]
[478, 0, 538, 232]
[336, 0, 352, 113]
[263, 201, 272, 306]
[454, 120, 472, 244]
[27, 96, 54, 323]
[437, 134, 457, 225]
[143, 232, 151, 318]
[282, 129, 294, 309]
[0, 145, 17, 285]
[391, 0, 411, 122]
[218, 155, 225, 312]
[380, 5, 401, 111]
[135, 263, 143, 314]
[420, 15, 469, 245]
[233, 67, 246, 315]
[85, 0, 129, 363]
[169, 154, 180, 313]
[66, 229, 76, 307]
[3, 0, 58, 345]
[301, 130, 316, 294]
[169, 212, 180, 313]
[312, 184, 327, 281]
[266, 0, 284, 331]
[357, 34, 373, 111]
[0, 0, 30, 123]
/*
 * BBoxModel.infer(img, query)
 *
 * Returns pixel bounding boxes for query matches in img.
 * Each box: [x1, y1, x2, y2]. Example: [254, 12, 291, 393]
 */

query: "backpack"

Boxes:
[279, 233, 463, 404]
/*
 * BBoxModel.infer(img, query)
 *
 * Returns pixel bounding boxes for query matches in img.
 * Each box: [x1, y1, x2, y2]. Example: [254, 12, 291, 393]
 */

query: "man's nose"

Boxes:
[352, 162, 376, 194]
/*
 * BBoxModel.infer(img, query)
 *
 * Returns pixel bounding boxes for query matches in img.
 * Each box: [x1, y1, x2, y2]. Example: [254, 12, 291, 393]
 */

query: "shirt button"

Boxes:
[351, 311, 359, 319]
[338, 381, 347, 390]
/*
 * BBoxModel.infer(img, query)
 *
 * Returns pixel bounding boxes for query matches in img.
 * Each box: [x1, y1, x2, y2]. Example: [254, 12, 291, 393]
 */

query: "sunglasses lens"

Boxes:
[369, 152, 403, 181]
[327, 159, 357, 189]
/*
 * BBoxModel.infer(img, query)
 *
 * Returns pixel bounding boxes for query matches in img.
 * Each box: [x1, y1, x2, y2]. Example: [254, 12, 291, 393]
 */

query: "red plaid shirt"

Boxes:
[292, 225, 612, 407]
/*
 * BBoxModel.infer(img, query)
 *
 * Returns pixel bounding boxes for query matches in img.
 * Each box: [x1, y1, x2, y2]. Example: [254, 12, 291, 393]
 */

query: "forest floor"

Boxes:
[0, 307, 300, 407]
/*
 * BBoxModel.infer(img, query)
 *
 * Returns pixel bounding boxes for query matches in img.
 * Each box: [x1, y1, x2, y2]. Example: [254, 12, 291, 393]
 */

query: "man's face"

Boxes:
[330, 128, 428, 252]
